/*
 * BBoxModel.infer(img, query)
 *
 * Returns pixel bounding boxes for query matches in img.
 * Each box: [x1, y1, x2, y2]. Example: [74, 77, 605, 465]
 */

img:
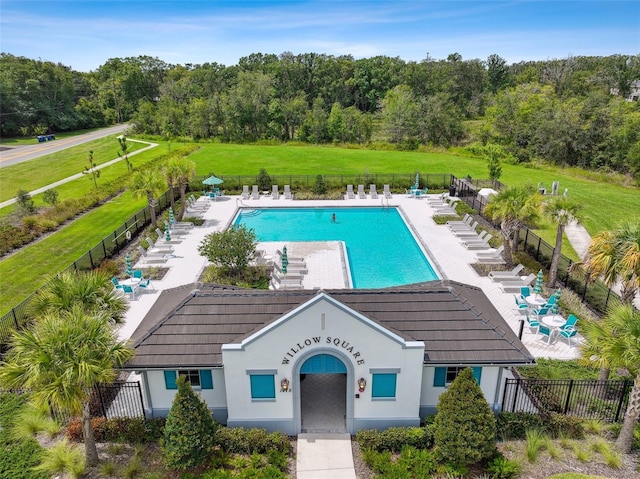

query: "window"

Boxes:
[433, 367, 482, 387]
[249, 375, 275, 399]
[164, 370, 213, 390]
[370, 368, 400, 399]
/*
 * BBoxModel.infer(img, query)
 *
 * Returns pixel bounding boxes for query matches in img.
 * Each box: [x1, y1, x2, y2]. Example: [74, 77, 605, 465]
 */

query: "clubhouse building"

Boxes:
[125, 280, 535, 434]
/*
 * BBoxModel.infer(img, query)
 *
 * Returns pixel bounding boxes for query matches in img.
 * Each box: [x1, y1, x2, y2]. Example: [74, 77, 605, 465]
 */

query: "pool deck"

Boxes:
[123, 193, 579, 361]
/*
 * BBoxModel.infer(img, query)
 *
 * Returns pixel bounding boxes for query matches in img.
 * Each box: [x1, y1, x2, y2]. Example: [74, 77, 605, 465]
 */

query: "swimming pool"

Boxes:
[234, 207, 440, 289]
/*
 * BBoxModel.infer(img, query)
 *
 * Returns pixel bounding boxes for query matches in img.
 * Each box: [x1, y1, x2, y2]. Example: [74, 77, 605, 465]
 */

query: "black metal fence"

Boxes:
[195, 173, 453, 193]
[502, 377, 633, 422]
[0, 189, 175, 350]
[450, 176, 504, 216]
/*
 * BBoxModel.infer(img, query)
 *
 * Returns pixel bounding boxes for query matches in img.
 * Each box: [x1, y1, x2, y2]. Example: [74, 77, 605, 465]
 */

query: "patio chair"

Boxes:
[537, 324, 552, 344]
[520, 286, 531, 299]
[531, 306, 550, 321]
[284, 185, 292, 199]
[525, 311, 540, 333]
[146, 236, 174, 254]
[514, 295, 529, 313]
[272, 185, 279, 199]
[383, 185, 392, 199]
[111, 277, 123, 290]
[370, 184, 378, 199]
[138, 277, 154, 291]
[132, 270, 145, 280]
[358, 184, 366, 199]
[346, 185, 355, 199]
[121, 284, 137, 300]
[559, 317, 578, 346]
[488, 264, 525, 281]
[544, 295, 557, 308]
[137, 246, 168, 264]
[251, 185, 260, 200]
[241, 185, 250, 199]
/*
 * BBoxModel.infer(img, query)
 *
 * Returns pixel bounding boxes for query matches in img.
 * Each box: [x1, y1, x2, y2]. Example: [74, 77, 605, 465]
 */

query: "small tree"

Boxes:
[312, 175, 327, 195]
[484, 143, 504, 182]
[117, 135, 132, 172]
[14, 189, 35, 215]
[257, 168, 272, 191]
[162, 375, 217, 470]
[42, 188, 59, 206]
[198, 225, 257, 276]
[433, 368, 496, 467]
[83, 150, 100, 190]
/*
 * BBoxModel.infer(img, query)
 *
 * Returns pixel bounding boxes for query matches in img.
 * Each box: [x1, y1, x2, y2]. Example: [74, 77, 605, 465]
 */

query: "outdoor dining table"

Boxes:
[525, 294, 546, 308]
[540, 314, 566, 343]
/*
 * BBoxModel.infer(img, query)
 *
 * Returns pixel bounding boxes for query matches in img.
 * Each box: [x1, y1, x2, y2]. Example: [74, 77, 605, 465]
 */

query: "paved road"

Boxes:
[0, 124, 130, 168]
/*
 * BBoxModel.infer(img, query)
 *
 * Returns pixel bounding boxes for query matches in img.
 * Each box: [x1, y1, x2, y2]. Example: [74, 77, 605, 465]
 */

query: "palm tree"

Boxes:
[0, 305, 135, 465]
[484, 185, 542, 267]
[579, 303, 640, 453]
[170, 157, 196, 221]
[582, 219, 640, 304]
[544, 197, 583, 288]
[162, 161, 179, 214]
[29, 270, 127, 325]
[131, 169, 166, 228]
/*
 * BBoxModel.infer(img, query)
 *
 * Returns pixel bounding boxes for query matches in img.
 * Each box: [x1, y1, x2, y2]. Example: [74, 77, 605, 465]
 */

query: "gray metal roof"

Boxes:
[126, 281, 535, 369]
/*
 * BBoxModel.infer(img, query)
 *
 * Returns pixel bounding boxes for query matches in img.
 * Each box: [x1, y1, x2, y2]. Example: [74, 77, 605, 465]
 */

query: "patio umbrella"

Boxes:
[414, 174, 420, 190]
[125, 253, 133, 277]
[281, 245, 289, 275]
[168, 207, 176, 225]
[533, 269, 544, 295]
[202, 175, 224, 186]
[165, 226, 171, 243]
[550, 289, 561, 314]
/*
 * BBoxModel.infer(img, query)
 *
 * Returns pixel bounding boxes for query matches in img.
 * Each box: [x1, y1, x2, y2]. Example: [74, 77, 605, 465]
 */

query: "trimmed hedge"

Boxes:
[496, 412, 584, 440]
[356, 426, 434, 452]
[214, 427, 291, 455]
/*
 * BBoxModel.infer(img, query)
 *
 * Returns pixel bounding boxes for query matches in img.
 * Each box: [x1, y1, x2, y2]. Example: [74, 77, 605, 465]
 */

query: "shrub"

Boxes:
[433, 367, 497, 466]
[66, 417, 165, 443]
[257, 168, 272, 191]
[487, 452, 522, 479]
[312, 175, 327, 195]
[355, 426, 434, 452]
[33, 439, 85, 479]
[161, 376, 218, 470]
[496, 412, 544, 440]
[544, 413, 584, 439]
[42, 189, 59, 206]
[198, 225, 257, 275]
[215, 427, 290, 454]
[525, 429, 547, 463]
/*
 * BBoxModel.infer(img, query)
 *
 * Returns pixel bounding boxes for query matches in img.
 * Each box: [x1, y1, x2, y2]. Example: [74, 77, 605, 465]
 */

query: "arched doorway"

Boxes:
[298, 353, 348, 433]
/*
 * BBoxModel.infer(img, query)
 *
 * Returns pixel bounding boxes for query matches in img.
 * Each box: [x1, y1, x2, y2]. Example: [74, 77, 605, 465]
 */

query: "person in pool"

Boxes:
[331, 213, 336, 223]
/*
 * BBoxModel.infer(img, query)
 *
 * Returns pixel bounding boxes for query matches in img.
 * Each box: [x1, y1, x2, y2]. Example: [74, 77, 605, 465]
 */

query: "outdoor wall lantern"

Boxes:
[358, 377, 367, 393]
[280, 378, 290, 392]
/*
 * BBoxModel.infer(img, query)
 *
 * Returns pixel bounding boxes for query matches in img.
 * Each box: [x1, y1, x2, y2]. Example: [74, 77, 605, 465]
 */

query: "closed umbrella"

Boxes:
[414, 174, 420, 190]
[168, 207, 176, 225]
[281, 245, 289, 275]
[125, 254, 133, 277]
[165, 226, 171, 243]
[533, 269, 544, 295]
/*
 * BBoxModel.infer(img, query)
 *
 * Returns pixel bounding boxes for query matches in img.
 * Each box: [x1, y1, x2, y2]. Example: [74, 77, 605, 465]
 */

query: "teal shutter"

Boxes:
[200, 370, 213, 389]
[250, 375, 275, 399]
[164, 370, 177, 390]
[472, 367, 482, 385]
[372, 373, 397, 398]
[433, 367, 446, 387]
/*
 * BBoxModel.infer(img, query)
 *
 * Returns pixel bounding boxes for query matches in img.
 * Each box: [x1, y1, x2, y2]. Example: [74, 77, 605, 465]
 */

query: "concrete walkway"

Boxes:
[564, 220, 591, 260]
[297, 434, 356, 479]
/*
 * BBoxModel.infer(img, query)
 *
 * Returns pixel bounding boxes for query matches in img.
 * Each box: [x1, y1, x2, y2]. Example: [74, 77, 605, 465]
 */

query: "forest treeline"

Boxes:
[1, 51, 639, 177]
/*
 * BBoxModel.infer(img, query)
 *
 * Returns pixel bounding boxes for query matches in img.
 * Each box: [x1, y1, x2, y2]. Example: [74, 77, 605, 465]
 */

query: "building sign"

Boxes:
[282, 336, 365, 365]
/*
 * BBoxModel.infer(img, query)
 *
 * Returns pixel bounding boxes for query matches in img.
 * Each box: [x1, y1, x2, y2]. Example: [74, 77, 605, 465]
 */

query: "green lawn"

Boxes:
[0, 137, 638, 315]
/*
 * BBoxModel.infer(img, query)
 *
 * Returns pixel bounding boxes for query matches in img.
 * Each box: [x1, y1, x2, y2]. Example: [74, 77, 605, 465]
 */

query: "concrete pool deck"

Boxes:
[122, 193, 580, 361]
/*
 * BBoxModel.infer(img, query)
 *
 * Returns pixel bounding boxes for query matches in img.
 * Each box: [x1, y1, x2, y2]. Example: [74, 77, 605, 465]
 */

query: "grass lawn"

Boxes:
[0, 137, 638, 315]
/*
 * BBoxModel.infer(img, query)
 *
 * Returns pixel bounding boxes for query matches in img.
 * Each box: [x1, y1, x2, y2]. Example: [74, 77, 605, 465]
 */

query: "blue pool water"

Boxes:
[234, 207, 439, 289]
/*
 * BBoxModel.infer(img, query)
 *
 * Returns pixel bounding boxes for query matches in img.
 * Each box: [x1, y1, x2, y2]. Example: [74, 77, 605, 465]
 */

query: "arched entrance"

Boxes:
[296, 352, 351, 433]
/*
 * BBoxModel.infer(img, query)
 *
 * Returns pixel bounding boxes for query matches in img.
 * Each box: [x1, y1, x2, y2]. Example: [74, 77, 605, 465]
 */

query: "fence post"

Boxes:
[12, 309, 19, 329]
[511, 378, 520, 411]
[102, 240, 107, 259]
[536, 237, 542, 260]
[614, 380, 632, 422]
[97, 385, 107, 419]
[563, 379, 574, 414]
[136, 381, 146, 418]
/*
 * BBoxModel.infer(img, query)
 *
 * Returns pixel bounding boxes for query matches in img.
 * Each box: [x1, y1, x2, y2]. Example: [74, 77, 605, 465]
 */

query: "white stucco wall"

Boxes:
[222, 295, 425, 433]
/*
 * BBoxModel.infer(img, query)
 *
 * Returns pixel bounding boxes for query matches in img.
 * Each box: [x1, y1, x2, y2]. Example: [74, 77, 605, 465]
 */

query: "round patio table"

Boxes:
[541, 315, 565, 329]
[525, 294, 546, 308]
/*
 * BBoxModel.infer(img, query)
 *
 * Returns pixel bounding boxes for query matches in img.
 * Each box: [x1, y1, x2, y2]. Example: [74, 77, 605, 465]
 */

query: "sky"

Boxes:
[1, 0, 639, 72]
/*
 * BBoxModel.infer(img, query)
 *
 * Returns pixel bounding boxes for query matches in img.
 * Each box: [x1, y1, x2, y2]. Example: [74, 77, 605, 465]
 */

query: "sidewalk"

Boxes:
[297, 434, 355, 479]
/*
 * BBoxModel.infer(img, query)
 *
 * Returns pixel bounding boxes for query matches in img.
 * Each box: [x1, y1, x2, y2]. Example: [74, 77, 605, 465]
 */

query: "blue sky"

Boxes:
[1, 1, 638, 72]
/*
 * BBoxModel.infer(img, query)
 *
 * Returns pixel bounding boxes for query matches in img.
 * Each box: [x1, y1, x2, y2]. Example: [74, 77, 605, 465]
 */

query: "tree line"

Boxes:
[1, 51, 639, 177]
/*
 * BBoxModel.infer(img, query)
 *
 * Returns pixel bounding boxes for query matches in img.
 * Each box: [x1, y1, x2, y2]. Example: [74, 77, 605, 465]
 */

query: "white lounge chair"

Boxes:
[476, 245, 505, 260]
[137, 246, 168, 264]
[455, 228, 485, 238]
[346, 185, 355, 199]
[370, 184, 378, 199]
[488, 264, 525, 281]
[241, 185, 250, 199]
[358, 184, 366, 199]
[284, 185, 292, 199]
[383, 185, 392, 199]
[276, 249, 306, 265]
[500, 274, 537, 293]
[251, 185, 260, 200]
[270, 275, 303, 290]
[273, 261, 308, 275]
[446, 214, 471, 227]
[272, 185, 279, 199]
[463, 233, 493, 249]
[451, 221, 479, 234]
[145, 236, 174, 254]
[155, 228, 185, 244]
